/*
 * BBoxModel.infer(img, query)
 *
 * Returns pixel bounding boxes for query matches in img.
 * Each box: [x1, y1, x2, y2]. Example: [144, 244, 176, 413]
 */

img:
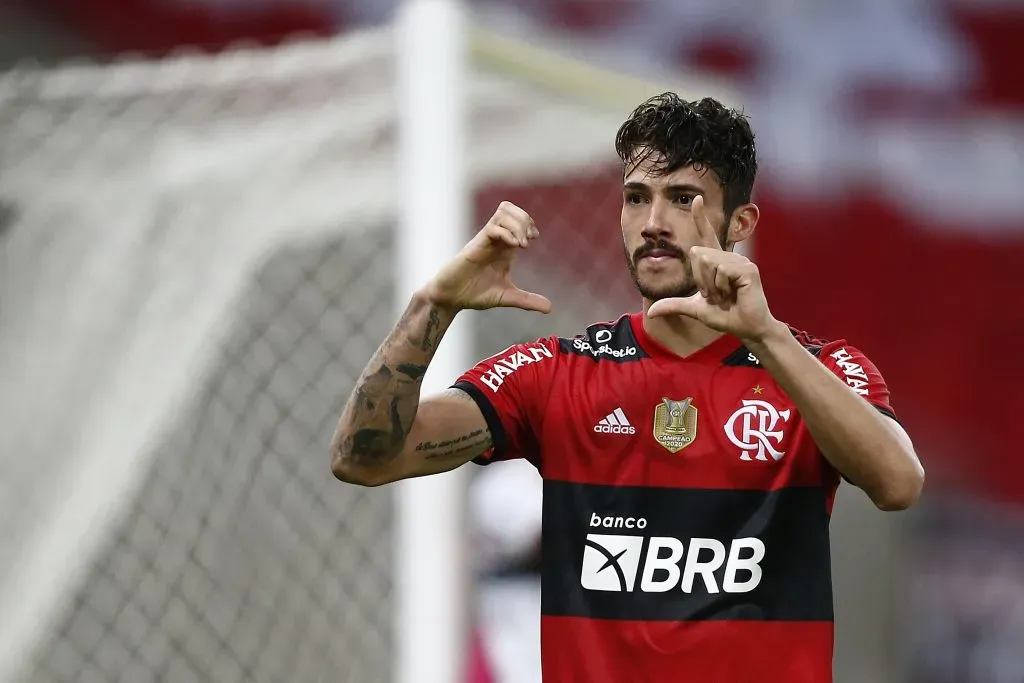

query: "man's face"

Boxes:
[621, 155, 730, 302]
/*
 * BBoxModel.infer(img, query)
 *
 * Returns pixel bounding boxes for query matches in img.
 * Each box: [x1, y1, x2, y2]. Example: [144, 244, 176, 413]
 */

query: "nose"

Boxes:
[640, 199, 671, 242]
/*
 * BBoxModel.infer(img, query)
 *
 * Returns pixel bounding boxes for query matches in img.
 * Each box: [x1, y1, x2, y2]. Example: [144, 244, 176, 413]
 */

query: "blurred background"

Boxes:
[2, 1, 1023, 682]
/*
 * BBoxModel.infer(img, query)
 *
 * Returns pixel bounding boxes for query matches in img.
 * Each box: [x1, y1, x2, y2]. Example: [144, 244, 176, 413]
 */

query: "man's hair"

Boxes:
[614, 92, 758, 217]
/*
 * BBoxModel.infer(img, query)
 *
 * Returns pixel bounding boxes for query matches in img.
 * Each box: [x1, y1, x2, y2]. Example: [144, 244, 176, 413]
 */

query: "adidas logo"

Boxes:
[594, 408, 636, 435]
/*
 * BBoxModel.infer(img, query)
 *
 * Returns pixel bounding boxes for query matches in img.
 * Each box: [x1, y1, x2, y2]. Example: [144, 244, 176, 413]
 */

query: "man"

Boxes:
[330, 93, 925, 682]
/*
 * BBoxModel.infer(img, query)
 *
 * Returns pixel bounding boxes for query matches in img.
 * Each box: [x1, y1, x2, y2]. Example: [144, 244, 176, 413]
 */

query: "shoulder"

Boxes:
[720, 325, 838, 369]
[461, 312, 648, 395]
[784, 324, 893, 404]
[786, 325, 882, 369]
[465, 336, 561, 392]
[787, 326, 835, 357]
[786, 326, 874, 364]
[477, 313, 648, 371]
[555, 313, 650, 363]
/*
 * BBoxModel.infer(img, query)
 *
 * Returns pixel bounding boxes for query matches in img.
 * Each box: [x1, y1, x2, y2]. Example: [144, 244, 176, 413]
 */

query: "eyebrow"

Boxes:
[622, 181, 704, 194]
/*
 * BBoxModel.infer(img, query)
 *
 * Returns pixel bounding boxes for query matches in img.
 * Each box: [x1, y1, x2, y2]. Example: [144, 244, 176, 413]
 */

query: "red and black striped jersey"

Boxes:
[453, 312, 896, 683]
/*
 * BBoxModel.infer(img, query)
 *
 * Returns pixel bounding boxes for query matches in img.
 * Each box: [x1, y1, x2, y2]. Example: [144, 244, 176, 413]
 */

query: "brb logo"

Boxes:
[724, 399, 792, 461]
[581, 514, 765, 593]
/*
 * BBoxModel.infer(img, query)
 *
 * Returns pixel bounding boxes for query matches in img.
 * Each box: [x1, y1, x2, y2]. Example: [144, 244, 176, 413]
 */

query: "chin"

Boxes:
[636, 278, 696, 302]
[626, 254, 696, 302]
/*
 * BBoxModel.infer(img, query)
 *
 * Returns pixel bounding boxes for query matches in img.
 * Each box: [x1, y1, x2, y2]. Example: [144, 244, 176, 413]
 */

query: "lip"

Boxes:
[639, 251, 680, 263]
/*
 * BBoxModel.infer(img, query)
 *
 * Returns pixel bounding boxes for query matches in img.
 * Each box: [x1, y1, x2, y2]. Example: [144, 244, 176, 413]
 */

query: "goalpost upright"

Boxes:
[394, 2, 472, 683]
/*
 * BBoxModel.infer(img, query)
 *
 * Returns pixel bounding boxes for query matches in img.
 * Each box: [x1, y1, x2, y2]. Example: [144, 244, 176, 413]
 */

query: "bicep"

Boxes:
[882, 414, 918, 458]
[388, 387, 493, 481]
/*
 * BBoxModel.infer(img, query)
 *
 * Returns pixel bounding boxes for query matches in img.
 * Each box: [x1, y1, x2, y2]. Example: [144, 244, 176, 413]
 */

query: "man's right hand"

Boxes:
[422, 201, 552, 313]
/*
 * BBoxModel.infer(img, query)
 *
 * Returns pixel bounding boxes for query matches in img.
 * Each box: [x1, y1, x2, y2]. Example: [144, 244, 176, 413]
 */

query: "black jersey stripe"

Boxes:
[541, 480, 834, 623]
[874, 404, 898, 423]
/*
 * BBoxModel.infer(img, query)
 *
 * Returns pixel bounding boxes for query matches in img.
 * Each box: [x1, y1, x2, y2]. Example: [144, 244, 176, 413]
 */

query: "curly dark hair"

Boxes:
[614, 92, 758, 217]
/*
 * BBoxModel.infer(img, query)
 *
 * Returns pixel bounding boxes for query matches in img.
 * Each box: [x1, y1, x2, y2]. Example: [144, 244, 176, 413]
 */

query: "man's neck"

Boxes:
[641, 298, 726, 358]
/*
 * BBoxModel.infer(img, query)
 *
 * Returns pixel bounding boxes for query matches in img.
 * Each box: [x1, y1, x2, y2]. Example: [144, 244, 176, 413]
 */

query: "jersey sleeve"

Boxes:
[818, 341, 898, 422]
[450, 336, 559, 468]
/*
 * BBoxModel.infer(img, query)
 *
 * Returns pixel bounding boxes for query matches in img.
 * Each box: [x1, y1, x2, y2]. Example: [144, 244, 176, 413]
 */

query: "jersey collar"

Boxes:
[628, 312, 745, 364]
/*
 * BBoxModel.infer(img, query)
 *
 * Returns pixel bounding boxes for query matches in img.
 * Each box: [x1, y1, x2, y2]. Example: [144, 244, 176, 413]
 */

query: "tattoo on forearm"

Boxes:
[395, 303, 445, 353]
[421, 308, 442, 352]
[414, 428, 493, 461]
[332, 298, 455, 467]
[396, 363, 428, 380]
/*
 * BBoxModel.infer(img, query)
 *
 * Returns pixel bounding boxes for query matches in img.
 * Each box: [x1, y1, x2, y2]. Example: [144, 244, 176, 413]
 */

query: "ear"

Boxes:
[727, 203, 759, 247]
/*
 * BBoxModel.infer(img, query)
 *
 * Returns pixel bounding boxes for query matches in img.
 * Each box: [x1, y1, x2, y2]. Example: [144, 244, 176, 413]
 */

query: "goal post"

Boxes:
[469, 25, 740, 114]
[394, 2, 471, 683]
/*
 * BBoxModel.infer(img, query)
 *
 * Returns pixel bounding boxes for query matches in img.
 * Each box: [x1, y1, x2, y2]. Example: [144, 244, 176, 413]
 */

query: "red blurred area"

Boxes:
[24, 0, 1024, 114]
[26, 0, 336, 55]
[949, 4, 1024, 108]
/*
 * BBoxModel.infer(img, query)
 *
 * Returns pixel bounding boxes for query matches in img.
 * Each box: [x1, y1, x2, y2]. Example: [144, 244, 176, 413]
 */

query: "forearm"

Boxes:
[746, 323, 923, 509]
[331, 290, 457, 470]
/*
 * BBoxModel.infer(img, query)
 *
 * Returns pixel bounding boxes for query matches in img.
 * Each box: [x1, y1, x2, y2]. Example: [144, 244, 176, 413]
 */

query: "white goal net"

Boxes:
[0, 24, 683, 683]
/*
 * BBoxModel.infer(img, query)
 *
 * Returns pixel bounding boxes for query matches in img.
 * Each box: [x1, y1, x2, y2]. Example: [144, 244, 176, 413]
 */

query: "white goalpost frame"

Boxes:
[394, 2, 471, 683]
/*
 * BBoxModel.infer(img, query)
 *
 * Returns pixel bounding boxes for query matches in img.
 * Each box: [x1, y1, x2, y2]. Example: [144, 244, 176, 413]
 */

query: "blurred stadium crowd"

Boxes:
[3, 1, 1023, 682]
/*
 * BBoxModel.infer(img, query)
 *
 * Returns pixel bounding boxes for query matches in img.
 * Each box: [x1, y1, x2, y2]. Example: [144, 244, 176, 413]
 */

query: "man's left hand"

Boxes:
[646, 195, 779, 344]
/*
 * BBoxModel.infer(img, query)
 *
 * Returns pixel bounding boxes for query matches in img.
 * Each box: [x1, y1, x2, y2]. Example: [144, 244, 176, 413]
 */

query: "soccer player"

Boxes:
[330, 93, 925, 682]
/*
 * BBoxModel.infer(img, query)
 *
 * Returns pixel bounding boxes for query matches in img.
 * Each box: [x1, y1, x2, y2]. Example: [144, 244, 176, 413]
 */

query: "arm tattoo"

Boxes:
[414, 428, 494, 462]
[396, 363, 428, 380]
[332, 296, 456, 467]
[421, 307, 442, 352]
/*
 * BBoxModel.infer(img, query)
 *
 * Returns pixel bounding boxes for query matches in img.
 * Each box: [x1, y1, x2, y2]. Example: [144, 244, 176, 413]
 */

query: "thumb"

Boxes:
[502, 287, 553, 314]
[646, 294, 704, 320]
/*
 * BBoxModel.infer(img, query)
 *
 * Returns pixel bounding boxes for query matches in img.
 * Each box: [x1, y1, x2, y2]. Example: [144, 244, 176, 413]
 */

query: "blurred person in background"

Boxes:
[906, 497, 1024, 683]
[330, 92, 924, 682]
[469, 457, 543, 683]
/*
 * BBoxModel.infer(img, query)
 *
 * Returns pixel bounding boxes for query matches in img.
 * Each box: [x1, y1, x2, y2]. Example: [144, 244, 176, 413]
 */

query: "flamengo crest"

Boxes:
[724, 399, 792, 461]
[653, 397, 698, 453]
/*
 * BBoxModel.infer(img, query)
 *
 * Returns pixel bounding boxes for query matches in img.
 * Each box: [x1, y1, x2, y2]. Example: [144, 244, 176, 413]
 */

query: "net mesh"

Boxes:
[0, 26, 635, 683]
[21, 238, 397, 683]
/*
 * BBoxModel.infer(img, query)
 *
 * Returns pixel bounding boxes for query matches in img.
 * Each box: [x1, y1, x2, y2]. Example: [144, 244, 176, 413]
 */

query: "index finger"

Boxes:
[692, 195, 724, 251]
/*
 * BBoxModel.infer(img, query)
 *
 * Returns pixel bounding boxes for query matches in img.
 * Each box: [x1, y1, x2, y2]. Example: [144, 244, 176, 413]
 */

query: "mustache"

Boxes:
[633, 239, 687, 263]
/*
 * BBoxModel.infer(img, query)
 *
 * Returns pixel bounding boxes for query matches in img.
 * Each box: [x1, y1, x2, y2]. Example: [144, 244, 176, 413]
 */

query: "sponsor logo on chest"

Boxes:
[582, 513, 765, 594]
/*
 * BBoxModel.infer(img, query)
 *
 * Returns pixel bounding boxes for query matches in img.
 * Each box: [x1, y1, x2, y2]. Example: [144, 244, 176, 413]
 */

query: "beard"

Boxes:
[625, 239, 696, 301]
[625, 223, 728, 302]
